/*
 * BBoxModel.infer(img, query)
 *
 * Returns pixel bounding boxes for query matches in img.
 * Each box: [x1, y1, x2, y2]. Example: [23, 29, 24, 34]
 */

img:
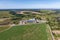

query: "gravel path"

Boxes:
[47, 24, 55, 40]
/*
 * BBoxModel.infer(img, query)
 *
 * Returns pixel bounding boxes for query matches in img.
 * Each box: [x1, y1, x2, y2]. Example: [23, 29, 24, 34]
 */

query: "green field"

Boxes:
[0, 23, 50, 40]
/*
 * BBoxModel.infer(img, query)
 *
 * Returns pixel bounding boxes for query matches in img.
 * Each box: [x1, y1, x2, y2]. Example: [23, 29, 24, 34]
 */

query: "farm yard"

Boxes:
[0, 23, 52, 40]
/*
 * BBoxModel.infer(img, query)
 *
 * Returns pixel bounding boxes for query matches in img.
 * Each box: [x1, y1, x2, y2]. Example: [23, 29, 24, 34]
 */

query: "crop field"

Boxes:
[0, 23, 50, 40]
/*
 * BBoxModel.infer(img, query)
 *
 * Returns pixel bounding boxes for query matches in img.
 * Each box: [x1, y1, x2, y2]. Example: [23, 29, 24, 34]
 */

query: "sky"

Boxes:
[0, 0, 60, 9]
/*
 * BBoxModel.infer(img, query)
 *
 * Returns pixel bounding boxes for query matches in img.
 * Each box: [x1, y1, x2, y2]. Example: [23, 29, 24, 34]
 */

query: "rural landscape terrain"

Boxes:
[0, 9, 60, 40]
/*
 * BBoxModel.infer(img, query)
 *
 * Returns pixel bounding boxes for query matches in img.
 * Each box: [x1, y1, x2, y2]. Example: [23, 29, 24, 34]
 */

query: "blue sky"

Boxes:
[0, 0, 60, 9]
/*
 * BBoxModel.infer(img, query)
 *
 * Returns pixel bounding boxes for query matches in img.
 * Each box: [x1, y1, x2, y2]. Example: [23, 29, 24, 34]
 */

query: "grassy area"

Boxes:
[0, 23, 50, 40]
[0, 25, 10, 32]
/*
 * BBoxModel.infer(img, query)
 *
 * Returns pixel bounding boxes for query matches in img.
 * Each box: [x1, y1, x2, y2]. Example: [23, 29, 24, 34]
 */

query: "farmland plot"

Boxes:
[0, 23, 51, 40]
